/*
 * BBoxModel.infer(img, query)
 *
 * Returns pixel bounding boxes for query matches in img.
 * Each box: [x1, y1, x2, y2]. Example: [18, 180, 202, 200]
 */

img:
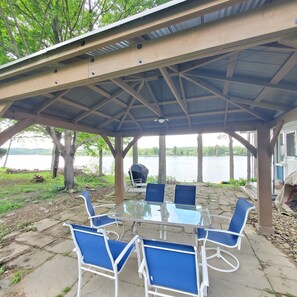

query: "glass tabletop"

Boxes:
[108, 200, 211, 228]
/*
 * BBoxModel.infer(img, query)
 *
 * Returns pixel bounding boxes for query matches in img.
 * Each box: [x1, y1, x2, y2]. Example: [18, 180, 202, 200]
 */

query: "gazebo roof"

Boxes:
[1, 0, 297, 137]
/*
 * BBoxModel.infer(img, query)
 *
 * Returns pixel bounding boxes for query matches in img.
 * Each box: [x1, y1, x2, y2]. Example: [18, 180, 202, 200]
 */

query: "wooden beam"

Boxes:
[112, 78, 161, 116]
[257, 124, 273, 235]
[123, 136, 141, 157]
[4, 108, 112, 136]
[114, 136, 124, 204]
[0, 119, 34, 146]
[1, 0, 297, 102]
[192, 72, 297, 94]
[179, 76, 192, 128]
[160, 67, 188, 114]
[0, 103, 12, 117]
[269, 120, 284, 157]
[225, 130, 257, 158]
[101, 135, 115, 157]
[181, 74, 267, 120]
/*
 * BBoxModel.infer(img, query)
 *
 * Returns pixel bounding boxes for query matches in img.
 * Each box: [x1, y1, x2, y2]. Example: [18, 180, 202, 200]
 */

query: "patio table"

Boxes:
[108, 200, 211, 239]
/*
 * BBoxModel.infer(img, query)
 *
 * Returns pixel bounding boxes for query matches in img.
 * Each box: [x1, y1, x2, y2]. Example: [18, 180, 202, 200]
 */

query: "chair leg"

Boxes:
[77, 262, 82, 297]
[205, 247, 240, 272]
[115, 275, 119, 297]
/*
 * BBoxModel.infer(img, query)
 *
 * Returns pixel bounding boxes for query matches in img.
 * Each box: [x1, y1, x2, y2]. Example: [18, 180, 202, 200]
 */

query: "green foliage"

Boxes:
[10, 269, 28, 284]
[0, 265, 6, 275]
[63, 287, 71, 293]
[0, 148, 7, 159]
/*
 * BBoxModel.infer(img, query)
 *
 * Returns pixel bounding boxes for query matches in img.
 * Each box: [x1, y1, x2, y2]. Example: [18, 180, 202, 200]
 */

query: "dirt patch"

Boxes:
[248, 203, 297, 264]
[0, 187, 113, 246]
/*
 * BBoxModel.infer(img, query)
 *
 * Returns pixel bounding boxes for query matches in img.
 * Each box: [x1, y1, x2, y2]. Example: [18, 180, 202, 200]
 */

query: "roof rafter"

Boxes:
[2, 0, 297, 102]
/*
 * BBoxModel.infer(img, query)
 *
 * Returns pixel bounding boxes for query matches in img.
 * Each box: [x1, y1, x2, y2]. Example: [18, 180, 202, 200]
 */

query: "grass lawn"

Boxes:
[0, 168, 115, 215]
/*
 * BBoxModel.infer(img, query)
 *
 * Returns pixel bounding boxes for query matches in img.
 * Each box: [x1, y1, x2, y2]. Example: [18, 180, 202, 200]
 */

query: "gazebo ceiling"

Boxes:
[1, 0, 297, 137]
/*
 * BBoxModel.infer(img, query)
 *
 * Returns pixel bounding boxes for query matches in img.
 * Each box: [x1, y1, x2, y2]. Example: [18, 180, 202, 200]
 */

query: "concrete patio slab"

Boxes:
[7, 249, 54, 270]
[1, 184, 296, 297]
[14, 231, 56, 248]
[0, 242, 31, 264]
[32, 218, 60, 232]
[44, 238, 74, 254]
[19, 254, 77, 297]
[269, 276, 297, 296]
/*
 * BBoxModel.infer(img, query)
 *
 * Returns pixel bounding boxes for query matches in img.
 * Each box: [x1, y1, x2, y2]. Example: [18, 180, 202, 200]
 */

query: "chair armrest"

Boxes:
[204, 228, 243, 237]
[88, 214, 109, 219]
[114, 235, 139, 265]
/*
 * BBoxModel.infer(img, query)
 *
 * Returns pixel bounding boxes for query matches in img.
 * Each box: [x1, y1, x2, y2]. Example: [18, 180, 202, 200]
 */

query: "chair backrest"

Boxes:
[80, 190, 95, 218]
[174, 185, 196, 205]
[145, 183, 165, 202]
[228, 198, 255, 234]
[142, 239, 200, 295]
[65, 223, 114, 270]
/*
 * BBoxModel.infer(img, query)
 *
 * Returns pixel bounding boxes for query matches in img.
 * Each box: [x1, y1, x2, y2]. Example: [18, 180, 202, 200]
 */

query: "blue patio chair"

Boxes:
[145, 183, 165, 202]
[174, 184, 196, 205]
[197, 198, 255, 272]
[64, 223, 139, 297]
[138, 238, 209, 297]
[80, 190, 120, 240]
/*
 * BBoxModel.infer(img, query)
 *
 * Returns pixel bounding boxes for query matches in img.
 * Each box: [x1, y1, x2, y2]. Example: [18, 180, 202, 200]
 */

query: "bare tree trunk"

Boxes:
[51, 145, 60, 178]
[229, 135, 234, 180]
[247, 132, 251, 180]
[62, 130, 75, 189]
[99, 148, 103, 176]
[197, 133, 203, 182]
[133, 142, 138, 164]
[3, 138, 12, 168]
[63, 152, 75, 189]
[158, 136, 166, 184]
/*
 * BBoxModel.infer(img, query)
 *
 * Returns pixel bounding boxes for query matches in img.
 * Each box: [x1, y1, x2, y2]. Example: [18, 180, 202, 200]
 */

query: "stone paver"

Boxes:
[15, 231, 56, 248]
[20, 254, 77, 297]
[1, 184, 297, 297]
[32, 218, 60, 232]
[7, 249, 54, 270]
[44, 238, 74, 254]
[0, 242, 31, 264]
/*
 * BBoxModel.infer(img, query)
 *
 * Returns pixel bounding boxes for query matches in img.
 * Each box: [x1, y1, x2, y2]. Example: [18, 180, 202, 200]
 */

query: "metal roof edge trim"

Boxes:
[0, 0, 190, 72]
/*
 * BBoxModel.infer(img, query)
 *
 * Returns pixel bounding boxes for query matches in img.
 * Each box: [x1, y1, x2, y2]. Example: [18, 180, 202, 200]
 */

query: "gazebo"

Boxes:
[1, 0, 297, 235]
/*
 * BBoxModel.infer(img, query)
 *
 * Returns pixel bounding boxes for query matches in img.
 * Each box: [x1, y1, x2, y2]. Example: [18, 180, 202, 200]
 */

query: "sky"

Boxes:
[4, 132, 246, 149]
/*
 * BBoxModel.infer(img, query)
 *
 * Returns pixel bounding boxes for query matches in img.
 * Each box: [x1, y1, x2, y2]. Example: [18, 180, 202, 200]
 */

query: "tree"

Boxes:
[0, 0, 169, 188]
[0, 148, 6, 159]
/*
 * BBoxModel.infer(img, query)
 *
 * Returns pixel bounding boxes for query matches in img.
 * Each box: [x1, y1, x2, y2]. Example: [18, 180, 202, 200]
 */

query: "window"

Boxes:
[286, 131, 296, 157]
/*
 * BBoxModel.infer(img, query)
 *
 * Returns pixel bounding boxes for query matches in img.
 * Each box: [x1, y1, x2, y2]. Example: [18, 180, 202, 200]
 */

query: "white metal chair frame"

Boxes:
[64, 223, 140, 297]
[138, 239, 209, 297]
[197, 199, 255, 273]
[80, 191, 121, 240]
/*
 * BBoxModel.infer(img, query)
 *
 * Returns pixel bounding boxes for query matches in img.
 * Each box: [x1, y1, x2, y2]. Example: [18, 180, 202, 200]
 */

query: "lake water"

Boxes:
[0, 155, 248, 183]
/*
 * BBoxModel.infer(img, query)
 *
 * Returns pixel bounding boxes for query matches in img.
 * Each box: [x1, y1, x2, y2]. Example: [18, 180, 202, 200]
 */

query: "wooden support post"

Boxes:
[114, 136, 124, 205]
[256, 125, 273, 235]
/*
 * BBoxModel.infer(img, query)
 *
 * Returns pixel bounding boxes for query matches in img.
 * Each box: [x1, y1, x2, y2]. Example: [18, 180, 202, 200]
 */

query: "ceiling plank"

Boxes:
[2, 0, 297, 102]
[179, 76, 192, 128]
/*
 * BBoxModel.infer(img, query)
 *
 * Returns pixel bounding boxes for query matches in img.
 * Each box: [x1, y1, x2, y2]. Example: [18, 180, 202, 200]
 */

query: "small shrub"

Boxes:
[63, 287, 71, 293]
[10, 269, 28, 284]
